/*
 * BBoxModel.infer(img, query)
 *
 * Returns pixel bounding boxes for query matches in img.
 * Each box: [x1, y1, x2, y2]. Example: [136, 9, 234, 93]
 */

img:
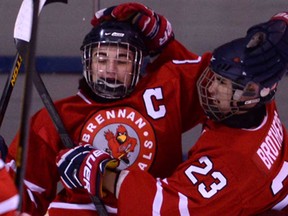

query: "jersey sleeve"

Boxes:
[149, 39, 212, 132]
[0, 159, 19, 215]
[7, 109, 61, 215]
[116, 155, 242, 216]
[116, 104, 288, 215]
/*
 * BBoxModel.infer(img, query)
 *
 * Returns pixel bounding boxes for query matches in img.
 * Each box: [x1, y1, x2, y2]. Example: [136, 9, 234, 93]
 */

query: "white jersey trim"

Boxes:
[152, 178, 163, 216]
[242, 112, 268, 131]
[24, 180, 45, 193]
[48, 202, 117, 214]
[0, 159, 4, 169]
[272, 194, 288, 211]
[77, 91, 92, 104]
[178, 192, 190, 216]
[0, 194, 19, 214]
[172, 57, 202, 64]
[116, 170, 130, 199]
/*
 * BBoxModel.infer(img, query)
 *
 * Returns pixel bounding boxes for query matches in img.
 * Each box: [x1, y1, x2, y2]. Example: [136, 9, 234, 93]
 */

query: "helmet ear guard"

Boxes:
[235, 82, 277, 109]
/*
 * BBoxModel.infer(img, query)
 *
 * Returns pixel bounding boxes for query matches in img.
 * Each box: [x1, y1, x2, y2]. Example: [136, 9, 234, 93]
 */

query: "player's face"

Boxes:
[208, 74, 233, 114]
[91, 44, 134, 87]
[197, 67, 262, 121]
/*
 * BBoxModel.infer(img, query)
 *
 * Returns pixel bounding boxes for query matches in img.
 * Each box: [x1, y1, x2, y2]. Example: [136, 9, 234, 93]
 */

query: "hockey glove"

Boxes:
[56, 144, 119, 197]
[246, 12, 288, 61]
[91, 2, 174, 56]
[0, 135, 8, 161]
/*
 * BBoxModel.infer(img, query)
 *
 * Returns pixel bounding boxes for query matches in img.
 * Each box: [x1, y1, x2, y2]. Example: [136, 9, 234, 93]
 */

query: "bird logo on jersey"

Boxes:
[104, 125, 137, 164]
[80, 106, 156, 171]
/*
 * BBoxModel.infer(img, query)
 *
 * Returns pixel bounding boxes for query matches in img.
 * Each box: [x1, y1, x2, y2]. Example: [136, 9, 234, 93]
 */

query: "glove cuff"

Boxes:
[271, 12, 288, 24]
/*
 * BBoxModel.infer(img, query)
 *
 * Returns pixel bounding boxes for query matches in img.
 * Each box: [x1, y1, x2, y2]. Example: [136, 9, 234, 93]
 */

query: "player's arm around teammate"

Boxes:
[56, 11, 288, 215]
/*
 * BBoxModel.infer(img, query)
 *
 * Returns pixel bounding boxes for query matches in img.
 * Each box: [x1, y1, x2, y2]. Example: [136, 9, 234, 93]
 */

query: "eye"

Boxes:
[215, 76, 222, 83]
[94, 56, 107, 64]
[118, 53, 132, 62]
[215, 76, 228, 85]
[117, 59, 128, 64]
[219, 80, 226, 85]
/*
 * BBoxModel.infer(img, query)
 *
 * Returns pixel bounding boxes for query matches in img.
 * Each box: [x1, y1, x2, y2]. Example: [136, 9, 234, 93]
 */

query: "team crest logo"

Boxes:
[80, 107, 156, 171]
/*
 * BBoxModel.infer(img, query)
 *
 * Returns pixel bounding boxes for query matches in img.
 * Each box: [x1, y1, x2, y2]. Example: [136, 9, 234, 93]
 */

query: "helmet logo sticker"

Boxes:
[111, 32, 125, 37]
[80, 107, 156, 171]
[233, 57, 241, 63]
[210, 56, 216, 62]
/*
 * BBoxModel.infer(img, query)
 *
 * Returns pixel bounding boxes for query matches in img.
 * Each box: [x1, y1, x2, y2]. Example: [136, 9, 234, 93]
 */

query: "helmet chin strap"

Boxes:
[93, 78, 128, 98]
[236, 98, 260, 109]
[236, 88, 276, 110]
[97, 78, 126, 89]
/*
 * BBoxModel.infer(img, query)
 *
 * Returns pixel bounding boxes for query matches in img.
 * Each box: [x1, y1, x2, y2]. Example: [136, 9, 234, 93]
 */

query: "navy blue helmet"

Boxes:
[197, 37, 287, 121]
[81, 21, 146, 99]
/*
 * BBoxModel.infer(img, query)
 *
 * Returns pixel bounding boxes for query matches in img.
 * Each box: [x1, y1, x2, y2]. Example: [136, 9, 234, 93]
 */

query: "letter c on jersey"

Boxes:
[143, 88, 166, 119]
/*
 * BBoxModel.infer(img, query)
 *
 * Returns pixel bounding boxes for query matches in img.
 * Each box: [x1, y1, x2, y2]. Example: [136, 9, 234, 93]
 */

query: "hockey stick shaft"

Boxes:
[32, 52, 108, 215]
[31, 46, 108, 216]
[0, 53, 22, 128]
[28, 17, 109, 216]
[0, 0, 68, 129]
[14, 0, 67, 189]
[15, 0, 40, 211]
[14, 0, 108, 215]
[32, 67, 74, 148]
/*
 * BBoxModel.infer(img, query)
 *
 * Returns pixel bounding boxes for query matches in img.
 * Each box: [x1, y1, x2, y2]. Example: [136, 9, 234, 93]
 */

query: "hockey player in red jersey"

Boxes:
[6, 7, 210, 216]
[0, 137, 19, 216]
[56, 11, 288, 216]
[0, 159, 19, 216]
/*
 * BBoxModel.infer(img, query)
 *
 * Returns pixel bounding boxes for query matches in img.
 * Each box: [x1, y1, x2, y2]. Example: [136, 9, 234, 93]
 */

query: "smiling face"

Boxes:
[91, 44, 135, 88]
[207, 73, 234, 114]
[197, 67, 261, 121]
[82, 40, 143, 99]
[81, 21, 145, 100]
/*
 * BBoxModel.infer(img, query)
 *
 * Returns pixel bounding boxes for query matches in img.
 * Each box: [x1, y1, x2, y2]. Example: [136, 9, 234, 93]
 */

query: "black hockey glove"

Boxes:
[246, 12, 288, 61]
[244, 12, 288, 88]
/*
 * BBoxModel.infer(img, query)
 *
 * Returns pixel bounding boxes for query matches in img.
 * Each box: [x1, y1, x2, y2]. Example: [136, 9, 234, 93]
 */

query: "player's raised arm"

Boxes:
[91, 2, 174, 57]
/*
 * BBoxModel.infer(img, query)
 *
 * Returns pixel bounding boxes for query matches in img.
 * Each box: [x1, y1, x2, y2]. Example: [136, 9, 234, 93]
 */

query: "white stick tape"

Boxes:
[13, 0, 46, 42]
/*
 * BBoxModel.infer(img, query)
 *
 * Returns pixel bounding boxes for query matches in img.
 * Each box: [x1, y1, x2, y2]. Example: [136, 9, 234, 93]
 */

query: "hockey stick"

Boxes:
[13, 0, 68, 212]
[0, 0, 68, 128]
[0, 53, 22, 128]
[15, 0, 41, 212]
[14, 0, 108, 215]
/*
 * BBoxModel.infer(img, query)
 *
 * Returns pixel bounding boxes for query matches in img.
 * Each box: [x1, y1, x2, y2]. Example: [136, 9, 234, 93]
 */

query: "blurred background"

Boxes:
[0, 0, 287, 153]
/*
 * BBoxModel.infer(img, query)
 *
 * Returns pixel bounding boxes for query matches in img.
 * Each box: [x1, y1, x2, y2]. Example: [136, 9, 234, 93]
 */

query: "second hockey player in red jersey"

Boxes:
[56, 12, 288, 215]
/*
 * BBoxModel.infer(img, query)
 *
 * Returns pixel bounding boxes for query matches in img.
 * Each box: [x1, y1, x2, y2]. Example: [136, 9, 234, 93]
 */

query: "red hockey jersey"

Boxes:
[0, 159, 19, 216]
[116, 101, 288, 215]
[7, 40, 211, 215]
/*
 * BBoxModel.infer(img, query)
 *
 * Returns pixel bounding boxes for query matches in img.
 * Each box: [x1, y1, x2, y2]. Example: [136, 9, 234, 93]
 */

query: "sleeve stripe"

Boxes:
[48, 201, 118, 214]
[0, 194, 19, 214]
[178, 192, 190, 216]
[272, 194, 288, 211]
[0, 159, 4, 169]
[152, 178, 163, 216]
